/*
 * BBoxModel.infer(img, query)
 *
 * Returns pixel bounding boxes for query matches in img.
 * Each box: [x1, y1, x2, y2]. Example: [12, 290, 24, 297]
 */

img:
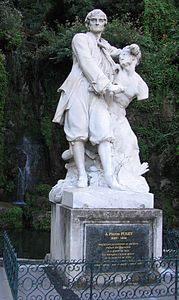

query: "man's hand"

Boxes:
[88, 83, 125, 96]
[106, 83, 125, 95]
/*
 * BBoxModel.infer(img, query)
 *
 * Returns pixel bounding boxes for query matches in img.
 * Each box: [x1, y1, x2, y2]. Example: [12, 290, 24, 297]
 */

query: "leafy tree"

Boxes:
[0, 1, 23, 49]
[0, 52, 7, 187]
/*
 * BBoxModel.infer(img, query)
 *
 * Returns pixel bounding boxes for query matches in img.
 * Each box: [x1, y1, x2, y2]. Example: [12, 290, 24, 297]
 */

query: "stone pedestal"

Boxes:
[50, 188, 162, 262]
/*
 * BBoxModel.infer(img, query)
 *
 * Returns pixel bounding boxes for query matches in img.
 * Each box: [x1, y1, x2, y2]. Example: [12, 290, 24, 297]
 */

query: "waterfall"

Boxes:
[16, 167, 26, 204]
[15, 137, 35, 204]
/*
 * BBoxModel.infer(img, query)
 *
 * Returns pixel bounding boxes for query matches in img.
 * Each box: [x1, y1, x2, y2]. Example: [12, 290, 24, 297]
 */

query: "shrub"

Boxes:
[0, 1, 23, 49]
[0, 207, 23, 229]
[23, 184, 51, 231]
[0, 52, 7, 187]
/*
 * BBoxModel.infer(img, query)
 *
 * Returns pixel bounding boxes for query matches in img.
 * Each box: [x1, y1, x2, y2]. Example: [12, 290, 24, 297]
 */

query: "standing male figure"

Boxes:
[53, 9, 124, 188]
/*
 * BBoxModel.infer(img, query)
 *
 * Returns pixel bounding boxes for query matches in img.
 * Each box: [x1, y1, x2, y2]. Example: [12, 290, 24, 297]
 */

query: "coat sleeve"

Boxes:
[72, 33, 110, 94]
[101, 38, 122, 57]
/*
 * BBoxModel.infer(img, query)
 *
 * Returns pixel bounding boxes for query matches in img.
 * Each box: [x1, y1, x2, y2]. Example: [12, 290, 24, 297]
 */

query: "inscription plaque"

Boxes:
[85, 224, 151, 271]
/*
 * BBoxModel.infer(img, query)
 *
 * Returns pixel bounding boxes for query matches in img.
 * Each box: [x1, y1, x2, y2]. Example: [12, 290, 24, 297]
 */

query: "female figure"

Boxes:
[110, 44, 150, 192]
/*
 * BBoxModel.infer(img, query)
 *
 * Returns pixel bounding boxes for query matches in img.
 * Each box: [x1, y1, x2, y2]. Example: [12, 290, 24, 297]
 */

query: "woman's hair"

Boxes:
[85, 9, 107, 28]
[121, 44, 141, 65]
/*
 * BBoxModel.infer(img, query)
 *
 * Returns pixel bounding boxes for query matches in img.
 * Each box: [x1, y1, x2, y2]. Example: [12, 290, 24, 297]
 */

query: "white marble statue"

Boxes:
[53, 9, 124, 189]
[51, 10, 150, 199]
[110, 44, 149, 193]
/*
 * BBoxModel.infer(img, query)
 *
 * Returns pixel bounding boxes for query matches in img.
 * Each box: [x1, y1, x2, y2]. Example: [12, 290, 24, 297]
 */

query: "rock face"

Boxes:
[3, 51, 67, 202]
[16, 137, 49, 203]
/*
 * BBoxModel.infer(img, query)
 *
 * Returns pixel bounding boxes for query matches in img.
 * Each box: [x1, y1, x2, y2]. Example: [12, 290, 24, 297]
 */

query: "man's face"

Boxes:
[88, 14, 106, 34]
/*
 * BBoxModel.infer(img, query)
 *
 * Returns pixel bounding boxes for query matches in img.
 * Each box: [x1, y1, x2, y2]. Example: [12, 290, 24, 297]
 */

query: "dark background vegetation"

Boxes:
[0, 0, 178, 231]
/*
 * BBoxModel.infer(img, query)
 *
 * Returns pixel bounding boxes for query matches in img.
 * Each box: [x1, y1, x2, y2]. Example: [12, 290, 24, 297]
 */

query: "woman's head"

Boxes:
[129, 44, 141, 63]
[119, 44, 141, 68]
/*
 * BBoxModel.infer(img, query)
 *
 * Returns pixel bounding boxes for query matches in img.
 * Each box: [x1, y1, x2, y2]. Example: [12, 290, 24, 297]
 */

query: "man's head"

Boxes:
[85, 9, 107, 34]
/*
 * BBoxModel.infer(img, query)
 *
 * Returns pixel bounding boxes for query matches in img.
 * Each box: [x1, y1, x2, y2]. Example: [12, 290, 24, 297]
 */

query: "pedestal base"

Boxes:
[61, 187, 154, 209]
[50, 203, 162, 262]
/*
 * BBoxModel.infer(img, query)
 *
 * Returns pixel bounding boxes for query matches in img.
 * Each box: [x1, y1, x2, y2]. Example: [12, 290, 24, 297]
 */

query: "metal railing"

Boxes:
[17, 258, 179, 300]
[3, 231, 18, 300]
[0, 233, 3, 258]
[2, 231, 179, 300]
[163, 229, 179, 258]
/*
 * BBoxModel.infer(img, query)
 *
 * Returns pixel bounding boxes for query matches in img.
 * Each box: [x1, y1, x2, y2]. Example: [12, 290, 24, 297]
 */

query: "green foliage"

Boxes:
[141, 42, 179, 93]
[160, 192, 175, 228]
[38, 71, 62, 148]
[23, 184, 51, 231]
[0, 1, 23, 49]
[33, 183, 51, 196]
[41, 115, 53, 148]
[0, 207, 23, 229]
[35, 18, 142, 62]
[16, 0, 56, 31]
[5, 181, 16, 193]
[176, 145, 179, 156]
[64, 0, 94, 21]
[104, 19, 142, 48]
[135, 127, 150, 161]
[126, 1, 179, 174]
[62, 0, 144, 24]
[143, 0, 178, 41]
[32, 211, 51, 231]
[35, 21, 85, 62]
[0, 52, 7, 186]
[25, 184, 51, 211]
[96, 0, 144, 22]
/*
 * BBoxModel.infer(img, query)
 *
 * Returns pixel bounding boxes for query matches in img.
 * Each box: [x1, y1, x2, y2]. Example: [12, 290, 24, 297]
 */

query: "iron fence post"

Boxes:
[89, 262, 93, 300]
[3, 231, 18, 300]
[175, 258, 178, 300]
[13, 252, 18, 300]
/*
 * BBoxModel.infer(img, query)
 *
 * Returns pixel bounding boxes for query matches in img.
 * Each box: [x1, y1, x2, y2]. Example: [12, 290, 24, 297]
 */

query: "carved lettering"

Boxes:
[85, 223, 150, 271]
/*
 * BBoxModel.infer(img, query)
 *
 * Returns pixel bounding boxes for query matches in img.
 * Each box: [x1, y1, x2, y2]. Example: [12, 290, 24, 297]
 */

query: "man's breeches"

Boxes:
[64, 92, 113, 145]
